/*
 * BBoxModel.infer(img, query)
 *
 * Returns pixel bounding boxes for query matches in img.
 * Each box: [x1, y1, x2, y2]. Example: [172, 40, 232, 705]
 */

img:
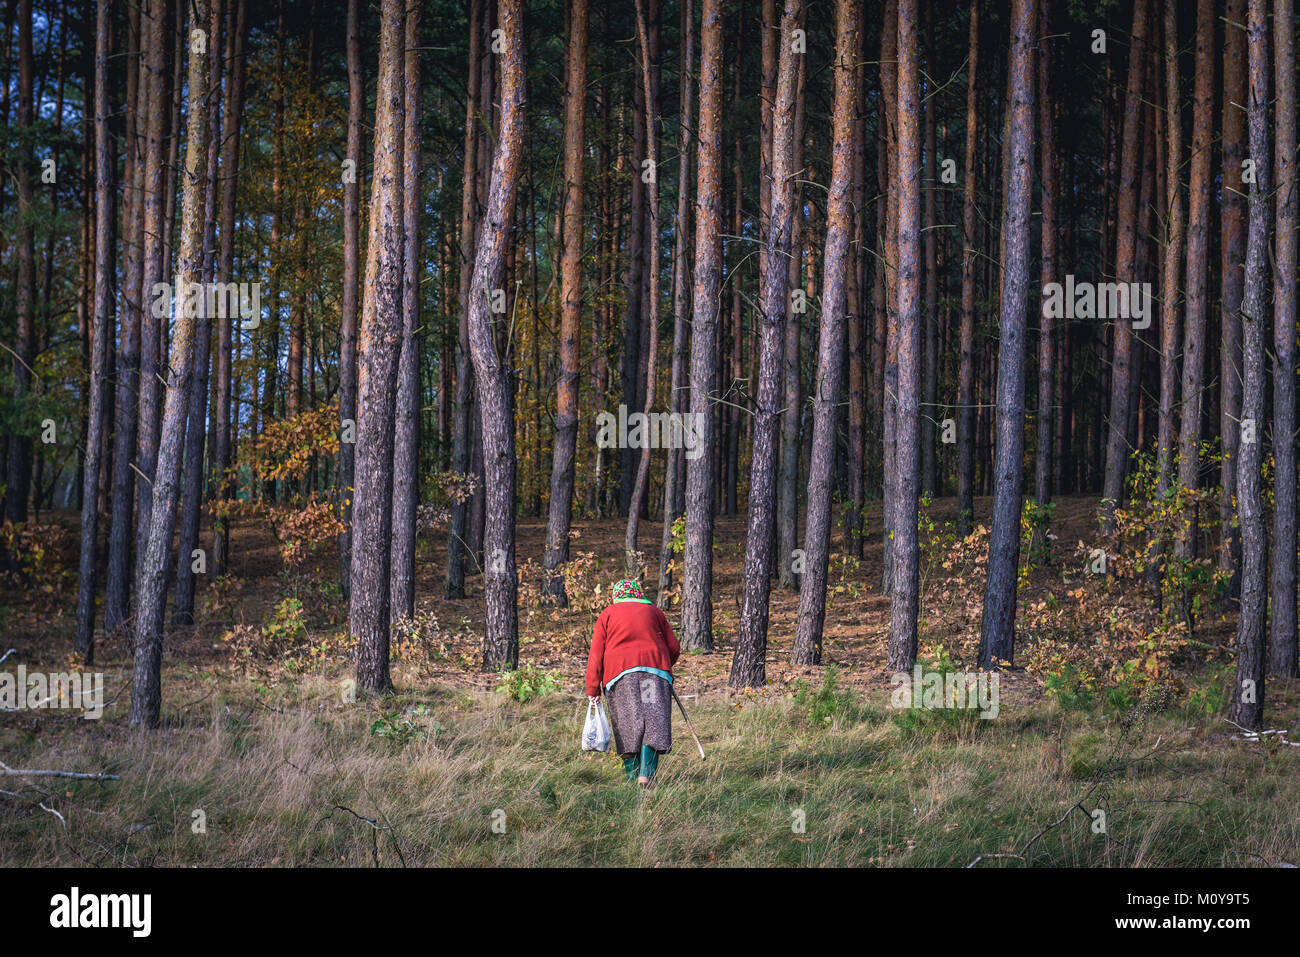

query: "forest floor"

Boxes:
[1, 495, 1298, 866]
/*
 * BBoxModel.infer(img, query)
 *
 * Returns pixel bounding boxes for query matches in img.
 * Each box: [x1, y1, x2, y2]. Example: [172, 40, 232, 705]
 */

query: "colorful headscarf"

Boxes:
[611, 579, 646, 602]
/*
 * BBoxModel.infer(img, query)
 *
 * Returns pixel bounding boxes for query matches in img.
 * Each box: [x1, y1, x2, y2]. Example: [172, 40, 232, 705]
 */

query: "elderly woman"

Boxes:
[584, 580, 680, 786]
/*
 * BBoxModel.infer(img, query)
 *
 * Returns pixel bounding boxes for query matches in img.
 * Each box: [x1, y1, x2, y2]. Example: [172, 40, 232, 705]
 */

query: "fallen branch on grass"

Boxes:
[311, 803, 407, 868]
[0, 761, 120, 781]
[1223, 720, 1300, 747]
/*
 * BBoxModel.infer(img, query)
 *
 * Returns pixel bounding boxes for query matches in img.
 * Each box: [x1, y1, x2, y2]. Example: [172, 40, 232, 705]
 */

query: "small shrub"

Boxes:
[495, 662, 564, 702]
[792, 666, 863, 727]
[369, 705, 443, 745]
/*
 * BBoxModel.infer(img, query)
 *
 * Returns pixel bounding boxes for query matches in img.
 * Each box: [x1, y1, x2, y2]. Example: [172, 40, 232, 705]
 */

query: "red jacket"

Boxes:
[585, 600, 681, 697]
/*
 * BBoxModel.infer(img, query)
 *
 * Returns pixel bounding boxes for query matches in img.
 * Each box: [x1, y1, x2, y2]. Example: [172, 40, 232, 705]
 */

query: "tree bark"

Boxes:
[105, 0, 145, 630]
[776, 25, 806, 593]
[338, 0, 363, 597]
[681, 0, 723, 652]
[920, 0, 938, 497]
[620, 65, 649, 518]
[1156, 0, 1184, 533]
[75, 0, 116, 664]
[1101, 0, 1149, 531]
[130, 0, 209, 727]
[956, 0, 979, 535]
[1272, 0, 1299, 678]
[542, 0, 588, 606]
[887, 0, 926, 671]
[1177, 0, 1212, 575]
[624, 0, 662, 577]
[1218, 0, 1247, 593]
[792, 0, 857, 668]
[978, 0, 1035, 670]
[657, 0, 693, 602]
[4, 0, 35, 526]
[210, 0, 246, 578]
[467, 0, 525, 670]
[880, 0, 899, 593]
[351, 0, 406, 694]
[389, 0, 422, 626]
[1034, 0, 1056, 523]
[173, 0, 224, 627]
[1230, 0, 1268, 730]
[730, 0, 799, 684]
[446, 0, 483, 599]
[845, 17, 867, 558]
[133, 0, 171, 590]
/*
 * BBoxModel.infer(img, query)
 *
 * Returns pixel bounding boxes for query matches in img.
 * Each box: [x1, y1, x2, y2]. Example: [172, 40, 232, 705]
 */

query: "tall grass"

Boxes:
[2, 667, 1296, 867]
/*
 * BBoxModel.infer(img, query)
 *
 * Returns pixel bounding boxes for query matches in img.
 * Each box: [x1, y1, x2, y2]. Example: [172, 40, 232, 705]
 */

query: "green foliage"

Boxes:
[826, 553, 864, 606]
[792, 666, 864, 727]
[890, 650, 982, 739]
[264, 597, 307, 644]
[1043, 662, 1095, 711]
[495, 662, 564, 702]
[369, 705, 443, 745]
[1115, 448, 1231, 629]
[669, 515, 687, 555]
[1021, 499, 1056, 569]
[1184, 661, 1234, 719]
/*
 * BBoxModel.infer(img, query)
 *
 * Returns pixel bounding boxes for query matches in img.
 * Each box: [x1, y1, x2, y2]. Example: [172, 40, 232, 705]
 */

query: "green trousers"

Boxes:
[622, 745, 660, 782]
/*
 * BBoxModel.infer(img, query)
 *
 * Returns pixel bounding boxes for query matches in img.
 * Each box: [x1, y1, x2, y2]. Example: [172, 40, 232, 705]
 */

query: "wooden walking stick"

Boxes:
[669, 683, 706, 759]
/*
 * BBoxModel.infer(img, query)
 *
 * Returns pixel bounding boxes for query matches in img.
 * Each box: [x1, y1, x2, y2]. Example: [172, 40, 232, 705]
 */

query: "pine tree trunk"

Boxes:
[1033, 0, 1056, 559]
[542, 0, 587, 606]
[920, 0, 938, 498]
[1230, 0, 1269, 730]
[619, 70, 648, 519]
[1177, 0, 1212, 577]
[338, 0, 363, 597]
[880, 0, 899, 593]
[1101, 0, 1149, 531]
[887, 0, 926, 672]
[173, 0, 224, 627]
[730, 0, 799, 684]
[446, 0, 482, 600]
[130, 0, 210, 727]
[210, 0, 246, 578]
[956, 0, 978, 535]
[74, 0, 116, 664]
[624, 0, 661, 578]
[792, 0, 856, 668]
[657, 0, 693, 602]
[845, 19, 866, 558]
[4, 0, 35, 526]
[978, 0, 1035, 670]
[1271, 0, 1299, 678]
[1155, 0, 1184, 542]
[468, 0, 525, 670]
[105, 0, 145, 630]
[133, 0, 171, 589]
[775, 31, 805, 593]
[1218, 0, 1247, 594]
[389, 0, 421, 626]
[351, 0, 406, 695]
[681, 0, 723, 653]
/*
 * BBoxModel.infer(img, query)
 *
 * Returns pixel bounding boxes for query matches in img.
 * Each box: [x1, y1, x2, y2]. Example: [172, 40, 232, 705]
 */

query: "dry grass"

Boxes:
[2, 498, 1297, 867]
[2, 663, 1297, 867]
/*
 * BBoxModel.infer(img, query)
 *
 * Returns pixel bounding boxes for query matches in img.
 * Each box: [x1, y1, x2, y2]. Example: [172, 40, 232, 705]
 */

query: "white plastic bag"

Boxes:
[581, 698, 612, 752]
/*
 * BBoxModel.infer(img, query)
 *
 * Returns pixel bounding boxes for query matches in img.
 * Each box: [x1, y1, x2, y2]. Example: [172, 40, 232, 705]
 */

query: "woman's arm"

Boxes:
[584, 612, 607, 698]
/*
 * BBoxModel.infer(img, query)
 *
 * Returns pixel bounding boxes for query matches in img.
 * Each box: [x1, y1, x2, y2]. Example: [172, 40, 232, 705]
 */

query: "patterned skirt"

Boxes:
[605, 672, 673, 756]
